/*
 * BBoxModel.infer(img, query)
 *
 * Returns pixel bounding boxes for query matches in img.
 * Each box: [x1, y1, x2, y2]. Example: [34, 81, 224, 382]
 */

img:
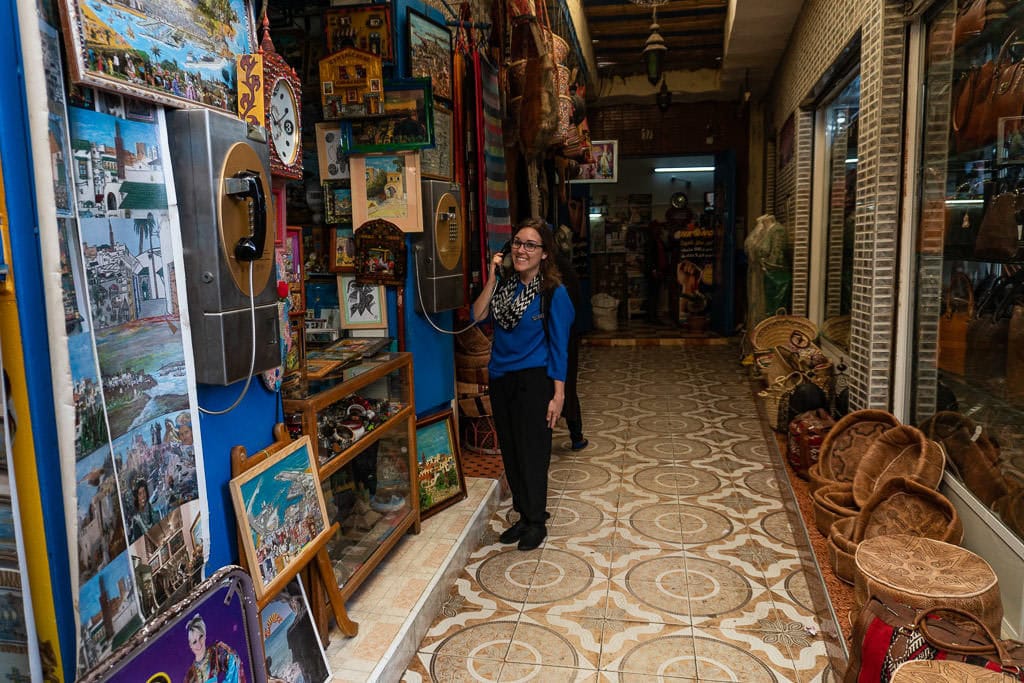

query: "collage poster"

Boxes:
[54, 104, 209, 673]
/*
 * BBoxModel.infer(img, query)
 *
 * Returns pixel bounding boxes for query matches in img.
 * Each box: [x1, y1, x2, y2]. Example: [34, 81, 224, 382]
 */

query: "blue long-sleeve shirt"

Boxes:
[479, 283, 575, 381]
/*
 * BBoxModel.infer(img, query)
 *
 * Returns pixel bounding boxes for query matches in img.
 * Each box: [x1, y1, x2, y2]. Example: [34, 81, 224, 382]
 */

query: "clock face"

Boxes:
[270, 78, 299, 166]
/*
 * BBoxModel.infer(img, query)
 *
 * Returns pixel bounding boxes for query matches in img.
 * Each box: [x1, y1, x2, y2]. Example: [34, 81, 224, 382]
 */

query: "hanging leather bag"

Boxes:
[516, 16, 558, 158]
[974, 190, 1024, 260]
[938, 272, 974, 375]
[954, 0, 987, 48]
[953, 60, 996, 153]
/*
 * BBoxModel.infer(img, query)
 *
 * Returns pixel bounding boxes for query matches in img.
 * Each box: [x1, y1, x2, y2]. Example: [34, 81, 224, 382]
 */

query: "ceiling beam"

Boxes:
[562, 0, 598, 89]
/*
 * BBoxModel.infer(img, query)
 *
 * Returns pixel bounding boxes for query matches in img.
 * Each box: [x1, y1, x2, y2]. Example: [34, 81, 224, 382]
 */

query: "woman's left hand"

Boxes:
[546, 396, 564, 429]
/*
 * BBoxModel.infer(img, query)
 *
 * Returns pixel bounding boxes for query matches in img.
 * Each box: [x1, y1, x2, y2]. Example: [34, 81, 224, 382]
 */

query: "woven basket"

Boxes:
[811, 483, 858, 537]
[758, 371, 804, 431]
[817, 410, 902, 485]
[455, 350, 490, 369]
[826, 516, 859, 584]
[821, 314, 851, 348]
[750, 308, 819, 353]
[461, 415, 501, 455]
[456, 325, 492, 355]
[851, 425, 946, 508]
[456, 364, 489, 385]
[853, 477, 964, 545]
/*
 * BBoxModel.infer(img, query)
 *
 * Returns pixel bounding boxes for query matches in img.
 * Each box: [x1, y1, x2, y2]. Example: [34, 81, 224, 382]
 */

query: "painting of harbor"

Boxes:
[59, 0, 253, 110]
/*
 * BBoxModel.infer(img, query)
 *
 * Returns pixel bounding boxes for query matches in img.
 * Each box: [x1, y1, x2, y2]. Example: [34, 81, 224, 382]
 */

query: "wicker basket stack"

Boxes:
[455, 327, 499, 455]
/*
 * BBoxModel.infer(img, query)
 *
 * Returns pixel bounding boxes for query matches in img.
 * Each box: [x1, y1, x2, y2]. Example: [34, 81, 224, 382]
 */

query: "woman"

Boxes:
[472, 219, 574, 551]
[183, 614, 243, 683]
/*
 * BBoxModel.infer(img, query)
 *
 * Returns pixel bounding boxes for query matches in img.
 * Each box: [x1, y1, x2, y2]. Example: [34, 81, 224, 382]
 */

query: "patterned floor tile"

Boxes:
[598, 621, 698, 676]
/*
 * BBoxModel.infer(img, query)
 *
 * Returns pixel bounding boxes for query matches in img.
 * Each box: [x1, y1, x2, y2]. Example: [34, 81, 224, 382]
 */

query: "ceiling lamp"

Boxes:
[642, 8, 668, 86]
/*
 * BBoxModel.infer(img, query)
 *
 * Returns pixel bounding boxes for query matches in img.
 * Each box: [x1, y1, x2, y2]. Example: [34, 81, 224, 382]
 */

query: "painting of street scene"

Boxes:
[62, 0, 252, 110]
[76, 445, 128, 584]
[0, 570, 30, 681]
[129, 500, 204, 620]
[416, 413, 465, 519]
[77, 551, 143, 674]
[362, 155, 409, 221]
[408, 11, 452, 101]
[231, 438, 330, 596]
[70, 332, 110, 459]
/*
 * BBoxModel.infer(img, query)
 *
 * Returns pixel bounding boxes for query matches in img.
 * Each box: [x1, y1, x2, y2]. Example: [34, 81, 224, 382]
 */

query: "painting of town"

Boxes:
[77, 552, 143, 673]
[0, 570, 31, 682]
[128, 500, 204, 620]
[350, 153, 423, 232]
[230, 437, 331, 598]
[408, 10, 452, 101]
[58, 0, 253, 110]
[415, 411, 465, 519]
[260, 577, 330, 683]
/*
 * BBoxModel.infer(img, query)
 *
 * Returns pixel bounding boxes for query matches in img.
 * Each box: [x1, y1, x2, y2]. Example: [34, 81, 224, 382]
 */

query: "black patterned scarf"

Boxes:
[492, 274, 541, 331]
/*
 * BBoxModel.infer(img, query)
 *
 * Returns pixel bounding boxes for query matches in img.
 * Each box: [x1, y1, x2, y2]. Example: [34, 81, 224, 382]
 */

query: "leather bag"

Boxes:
[515, 10, 558, 158]
[965, 275, 1015, 381]
[974, 190, 1024, 261]
[955, 0, 987, 48]
[938, 272, 974, 376]
[845, 598, 1024, 683]
[953, 60, 996, 153]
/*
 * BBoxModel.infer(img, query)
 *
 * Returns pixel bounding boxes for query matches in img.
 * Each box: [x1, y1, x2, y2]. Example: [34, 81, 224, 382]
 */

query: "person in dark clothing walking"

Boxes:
[472, 219, 574, 551]
[553, 249, 586, 451]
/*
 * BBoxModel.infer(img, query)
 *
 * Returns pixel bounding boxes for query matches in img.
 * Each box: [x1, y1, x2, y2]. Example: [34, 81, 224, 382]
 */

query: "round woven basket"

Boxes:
[853, 477, 963, 545]
[750, 308, 818, 353]
[851, 425, 946, 508]
[811, 483, 858, 537]
[817, 410, 901, 485]
[821, 314, 851, 348]
[456, 326, 492, 356]
[855, 534, 1002, 634]
[455, 350, 490, 370]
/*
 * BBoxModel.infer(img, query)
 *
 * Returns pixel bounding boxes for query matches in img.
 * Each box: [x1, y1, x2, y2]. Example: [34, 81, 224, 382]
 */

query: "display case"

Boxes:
[281, 351, 419, 625]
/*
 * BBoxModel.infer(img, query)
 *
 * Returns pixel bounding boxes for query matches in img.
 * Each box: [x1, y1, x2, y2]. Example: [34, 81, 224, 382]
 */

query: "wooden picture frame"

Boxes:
[421, 102, 453, 181]
[329, 227, 356, 273]
[316, 122, 351, 181]
[415, 410, 466, 520]
[323, 181, 353, 225]
[337, 275, 388, 329]
[57, 0, 253, 111]
[570, 139, 619, 183]
[284, 227, 305, 316]
[408, 9, 453, 102]
[344, 79, 435, 153]
[324, 4, 394, 63]
[229, 436, 332, 601]
[350, 152, 423, 232]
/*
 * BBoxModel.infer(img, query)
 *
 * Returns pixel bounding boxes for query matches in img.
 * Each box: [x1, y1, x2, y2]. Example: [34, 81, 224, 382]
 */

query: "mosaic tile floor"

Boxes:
[404, 344, 846, 682]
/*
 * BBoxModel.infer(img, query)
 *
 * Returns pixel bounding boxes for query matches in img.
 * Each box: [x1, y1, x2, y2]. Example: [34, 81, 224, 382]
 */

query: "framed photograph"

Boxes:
[56, 0, 253, 111]
[284, 227, 305, 316]
[415, 410, 466, 520]
[421, 102, 453, 181]
[229, 436, 332, 600]
[337, 275, 388, 329]
[323, 181, 353, 225]
[408, 9, 453, 101]
[997, 115, 1024, 165]
[571, 139, 619, 183]
[329, 227, 356, 272]
[324, 4, 394, 62]
[350, 152, 423, 232]
[260, 576, 331, 683]
[316, 122, 351, 181]
[345, 79, 434, 153]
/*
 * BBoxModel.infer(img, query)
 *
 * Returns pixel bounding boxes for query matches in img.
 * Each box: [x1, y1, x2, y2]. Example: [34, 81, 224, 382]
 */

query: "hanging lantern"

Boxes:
[656, 78, 672, 112]
[642, 8, 668, 86]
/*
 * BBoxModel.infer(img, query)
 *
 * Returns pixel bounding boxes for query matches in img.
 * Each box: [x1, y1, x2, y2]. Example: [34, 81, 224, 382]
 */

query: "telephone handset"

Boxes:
[495, 239, 512, 278]
[224, 170, 267, 262]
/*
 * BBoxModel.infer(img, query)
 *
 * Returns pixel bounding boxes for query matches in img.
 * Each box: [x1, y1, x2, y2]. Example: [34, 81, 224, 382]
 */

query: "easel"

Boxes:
[230, 423, 358, 641]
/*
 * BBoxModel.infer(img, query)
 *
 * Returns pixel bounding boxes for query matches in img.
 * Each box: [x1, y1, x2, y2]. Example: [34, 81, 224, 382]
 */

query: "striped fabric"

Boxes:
[476, 54, 512, 259]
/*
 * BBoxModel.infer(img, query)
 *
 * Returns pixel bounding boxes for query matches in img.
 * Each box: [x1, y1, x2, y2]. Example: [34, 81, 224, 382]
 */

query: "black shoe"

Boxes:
[499, 519, 526, 544]
[517, 524, 547, 551]
[570, 439, 588, 451]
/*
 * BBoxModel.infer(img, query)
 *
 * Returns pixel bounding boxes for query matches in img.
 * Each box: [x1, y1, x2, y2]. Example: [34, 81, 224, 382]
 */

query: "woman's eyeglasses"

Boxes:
[511, 238, 541, 252]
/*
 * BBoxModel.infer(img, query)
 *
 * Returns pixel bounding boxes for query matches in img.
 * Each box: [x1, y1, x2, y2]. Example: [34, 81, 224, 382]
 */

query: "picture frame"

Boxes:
[415, 410, 466, 520]
[570, 139, 619, 183]
[284, 227, 305, 316]
[324, 4, 395, 63]
[260, 576, 330, 683]
[329, 227, 356, 272]
[421, 102, 453, 181]
[337, 275, 388, 329]
[997, 115, 1024, 165]
[316, 122, 351, 181]
[408, 9, 453, 102]
[323, 181, 353, 225]
[56, 0, 253, 112]
[350, 152, 423, 232]
[345, 79, 434, 153]
[229, 436, 332, 601]
[354, 219, 408, 285]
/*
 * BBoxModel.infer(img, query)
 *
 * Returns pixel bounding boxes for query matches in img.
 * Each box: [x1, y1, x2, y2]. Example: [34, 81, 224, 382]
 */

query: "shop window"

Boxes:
[912, 1, 1024, 543]
[820, 75, 860, 351]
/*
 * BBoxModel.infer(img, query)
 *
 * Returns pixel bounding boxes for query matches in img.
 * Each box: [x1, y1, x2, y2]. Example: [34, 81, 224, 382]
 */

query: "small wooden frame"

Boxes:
[231, 425, 358, 637]
[415, 410, 467, 520]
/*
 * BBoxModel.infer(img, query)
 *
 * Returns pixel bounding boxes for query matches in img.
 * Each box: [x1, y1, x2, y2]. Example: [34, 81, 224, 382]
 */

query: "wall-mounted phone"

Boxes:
[168, 109, 279, 385]
[415, 180, 465, 313]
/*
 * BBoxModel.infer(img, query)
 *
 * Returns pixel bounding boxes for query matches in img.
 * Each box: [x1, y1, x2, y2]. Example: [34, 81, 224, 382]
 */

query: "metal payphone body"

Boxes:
[416, 180, 464, 313]
[168, 109, 279, 385]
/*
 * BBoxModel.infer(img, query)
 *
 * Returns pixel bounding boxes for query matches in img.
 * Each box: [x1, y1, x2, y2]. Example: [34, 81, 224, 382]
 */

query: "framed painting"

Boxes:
[415, 410, 466, 520]
[323, 181, 353, 225]
[324, 4, 394, 63]
[421, 102, 453, 181]
[229, 436, 332, 600]
[408, 9, 453, 102]
[260, 576, 330, 683]
[284, 227, 305, 316]
[337, 275, 388, 330]
[316, 122, 351, 181]
[345, 79, 434, 153]
[354, 219, 407, 285]
[57, 0, 253, 111]
[570, 139, 618, 183]
[329, 227, 356, 273]
[350, 152, 423, 232]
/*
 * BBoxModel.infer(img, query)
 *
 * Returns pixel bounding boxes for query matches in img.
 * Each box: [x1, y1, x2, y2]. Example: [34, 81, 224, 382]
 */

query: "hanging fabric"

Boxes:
[474, 52, 513, 258]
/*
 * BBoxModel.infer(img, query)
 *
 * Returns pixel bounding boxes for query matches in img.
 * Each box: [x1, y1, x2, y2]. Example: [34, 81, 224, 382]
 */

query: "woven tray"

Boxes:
[817, 410, 901, 484]
[853, 477, 963, 545]
[851, 425, 946, 508]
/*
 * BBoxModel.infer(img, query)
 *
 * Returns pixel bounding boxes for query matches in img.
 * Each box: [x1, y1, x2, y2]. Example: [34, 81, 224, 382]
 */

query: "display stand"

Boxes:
[231, 423, 358, 640]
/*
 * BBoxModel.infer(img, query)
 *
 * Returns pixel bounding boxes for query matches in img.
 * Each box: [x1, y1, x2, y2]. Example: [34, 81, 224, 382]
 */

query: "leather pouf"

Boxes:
[892, 660, 1018, 682]
[854, 534, 1003, 634]
[817, 410, 901, 486]
[851, 425, 946, 508]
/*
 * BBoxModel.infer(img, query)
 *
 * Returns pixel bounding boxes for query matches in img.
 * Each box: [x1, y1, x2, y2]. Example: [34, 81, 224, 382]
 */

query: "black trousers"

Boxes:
[561, 331, 583, 443]
[489, 367, 553, 526]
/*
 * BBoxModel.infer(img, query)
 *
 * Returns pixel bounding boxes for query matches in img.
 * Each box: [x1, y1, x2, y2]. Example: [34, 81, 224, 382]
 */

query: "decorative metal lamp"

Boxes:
[642, 7, 668, 86]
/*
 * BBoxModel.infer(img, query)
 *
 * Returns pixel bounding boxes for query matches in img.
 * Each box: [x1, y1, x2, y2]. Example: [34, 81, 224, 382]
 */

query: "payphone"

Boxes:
[168, 109, 279, 385]
[415, 180, 465, 313]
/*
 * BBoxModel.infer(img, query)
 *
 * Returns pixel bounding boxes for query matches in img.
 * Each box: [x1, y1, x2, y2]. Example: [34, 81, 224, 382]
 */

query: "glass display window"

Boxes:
[912, 0, 1024, 544]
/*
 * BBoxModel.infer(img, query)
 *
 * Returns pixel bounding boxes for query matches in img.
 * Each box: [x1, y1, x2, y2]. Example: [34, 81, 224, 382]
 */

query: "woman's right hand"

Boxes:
[491, 252, 505, 277]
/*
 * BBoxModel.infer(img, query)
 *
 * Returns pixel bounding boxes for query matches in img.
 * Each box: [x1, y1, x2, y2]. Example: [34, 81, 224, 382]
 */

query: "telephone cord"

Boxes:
[413, 246, 492, 336]
[199, 261, 257, 414]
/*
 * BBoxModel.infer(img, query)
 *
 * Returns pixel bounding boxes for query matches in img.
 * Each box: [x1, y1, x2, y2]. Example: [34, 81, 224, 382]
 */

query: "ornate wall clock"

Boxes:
[261, 16, 303, 179]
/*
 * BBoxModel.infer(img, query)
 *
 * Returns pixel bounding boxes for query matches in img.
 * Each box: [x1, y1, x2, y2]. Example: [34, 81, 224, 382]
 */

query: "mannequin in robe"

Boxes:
[744, 214, 791, 329]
